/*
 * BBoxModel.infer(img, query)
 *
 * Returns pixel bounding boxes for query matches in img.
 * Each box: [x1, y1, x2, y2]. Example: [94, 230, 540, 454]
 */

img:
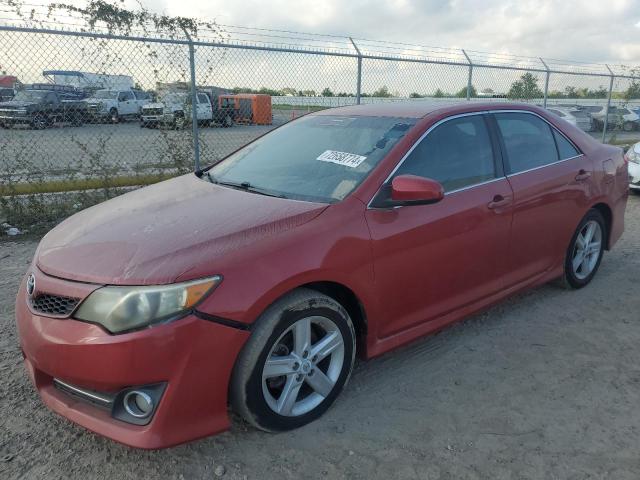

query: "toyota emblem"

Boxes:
[26, 273, 36, 297]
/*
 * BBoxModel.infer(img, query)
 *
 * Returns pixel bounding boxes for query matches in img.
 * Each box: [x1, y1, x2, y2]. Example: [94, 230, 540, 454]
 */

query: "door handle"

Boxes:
[575, 169, 592, 181]
[487, 194, 512, 209]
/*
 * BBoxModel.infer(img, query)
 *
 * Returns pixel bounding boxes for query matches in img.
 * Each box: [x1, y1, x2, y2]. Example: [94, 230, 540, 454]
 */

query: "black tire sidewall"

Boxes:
[564, 209, 606, 289]
[239, 299, 355, 432]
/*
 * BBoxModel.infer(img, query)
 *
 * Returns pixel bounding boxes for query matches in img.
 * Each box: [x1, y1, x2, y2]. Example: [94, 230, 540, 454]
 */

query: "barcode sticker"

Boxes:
[316, 150, 367, 168]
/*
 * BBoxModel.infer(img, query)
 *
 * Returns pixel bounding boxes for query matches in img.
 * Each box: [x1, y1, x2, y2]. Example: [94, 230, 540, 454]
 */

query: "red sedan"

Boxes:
[16, 102, 628, 448]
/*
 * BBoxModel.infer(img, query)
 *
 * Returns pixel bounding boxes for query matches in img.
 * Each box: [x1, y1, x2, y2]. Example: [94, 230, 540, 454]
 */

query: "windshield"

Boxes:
[208, 115, 417, 203]
[13, 90, 47, 101]
[161, 93, 186, 104]
[92, 90, 118, 99]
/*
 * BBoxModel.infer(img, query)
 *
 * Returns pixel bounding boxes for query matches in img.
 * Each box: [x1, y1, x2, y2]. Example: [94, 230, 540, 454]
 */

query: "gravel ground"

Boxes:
[1, 194, 639, 480]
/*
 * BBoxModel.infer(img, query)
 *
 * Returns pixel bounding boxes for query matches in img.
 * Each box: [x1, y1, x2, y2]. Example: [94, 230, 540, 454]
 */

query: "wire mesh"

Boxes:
[1, 10, 639, 230]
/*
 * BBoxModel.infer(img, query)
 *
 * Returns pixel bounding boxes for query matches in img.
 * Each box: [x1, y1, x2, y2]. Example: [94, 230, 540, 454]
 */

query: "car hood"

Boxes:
[0, 100, 35, 109]
[36, 174, 328, 285]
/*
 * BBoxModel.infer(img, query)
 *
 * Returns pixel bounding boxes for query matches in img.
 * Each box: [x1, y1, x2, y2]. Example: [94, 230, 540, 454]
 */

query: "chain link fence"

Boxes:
[1, 8, 639, 231]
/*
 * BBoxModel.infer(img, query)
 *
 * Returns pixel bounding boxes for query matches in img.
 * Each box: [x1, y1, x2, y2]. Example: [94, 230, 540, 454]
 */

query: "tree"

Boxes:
[280, 87, 297, 96]
[321, 87, 334, 97]
[507, 72, 543, 99]
[433, 88, 445, 98]
[455, 85, 477, 98]
[409, 92, 423, 98]
[372, 85, 392, 97]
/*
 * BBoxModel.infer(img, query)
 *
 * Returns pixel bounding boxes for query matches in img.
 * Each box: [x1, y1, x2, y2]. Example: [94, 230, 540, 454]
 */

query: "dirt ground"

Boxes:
[1, 195, 639, 480]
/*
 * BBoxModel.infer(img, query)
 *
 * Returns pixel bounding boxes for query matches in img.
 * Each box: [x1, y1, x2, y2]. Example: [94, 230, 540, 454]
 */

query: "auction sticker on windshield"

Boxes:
[317, 150, 367, 168]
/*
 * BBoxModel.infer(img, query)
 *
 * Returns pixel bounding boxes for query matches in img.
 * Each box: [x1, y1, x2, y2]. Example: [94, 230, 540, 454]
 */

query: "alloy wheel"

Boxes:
[571, 220, 602, 280]
[262, 316, 344, 417]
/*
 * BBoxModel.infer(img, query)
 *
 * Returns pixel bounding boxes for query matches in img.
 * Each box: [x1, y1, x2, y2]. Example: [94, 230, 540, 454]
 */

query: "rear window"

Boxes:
[495, 112, 558, 174]
[553, 130, 580, 160]
[209, 115, 417, 203]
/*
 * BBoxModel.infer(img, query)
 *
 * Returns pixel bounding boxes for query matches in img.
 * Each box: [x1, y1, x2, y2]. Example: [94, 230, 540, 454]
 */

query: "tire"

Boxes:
[174, 114, 186, 130]
[230, 288, 356, 432]
[593, 119, 603, 132]
[31, 113, 48, 130]
[558, 209, 606, 289]
[623, 121, 635, 132]
[109, 108, 119, 124]
[71, 112, 83, 127]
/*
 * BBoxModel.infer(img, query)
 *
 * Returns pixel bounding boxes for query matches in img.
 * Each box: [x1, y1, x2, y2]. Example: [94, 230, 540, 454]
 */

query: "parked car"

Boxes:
[141, 90, 235, 129]
[0, 87, 15, 102]
[85, 88, 151, 123]
[624, 141, 640, 194]
[546, 106, 593, 132]
[15, 102, 628, 448]
[583, 105, 639, 131]
[0, 89, 88, 129]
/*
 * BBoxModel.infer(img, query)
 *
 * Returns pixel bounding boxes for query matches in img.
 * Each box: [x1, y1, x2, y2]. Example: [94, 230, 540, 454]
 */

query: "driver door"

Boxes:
[365, 113, 514, 339]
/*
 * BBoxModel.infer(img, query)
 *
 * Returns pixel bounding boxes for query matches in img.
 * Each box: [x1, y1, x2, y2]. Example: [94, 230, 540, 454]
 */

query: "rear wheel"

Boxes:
[558, 209, 606, 289]
[623, 121, 635, 132]
[230, 289, 355, 432]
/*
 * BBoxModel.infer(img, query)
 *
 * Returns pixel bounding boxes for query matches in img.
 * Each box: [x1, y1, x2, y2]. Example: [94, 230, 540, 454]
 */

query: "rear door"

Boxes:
[366, 113, 514, 339]
[491, 111, 592, 286]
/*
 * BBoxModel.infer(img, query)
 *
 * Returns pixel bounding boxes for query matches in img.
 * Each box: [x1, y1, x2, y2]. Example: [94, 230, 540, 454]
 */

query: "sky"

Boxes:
[4, 0, 640, 96]
[150, 0, 640, 67]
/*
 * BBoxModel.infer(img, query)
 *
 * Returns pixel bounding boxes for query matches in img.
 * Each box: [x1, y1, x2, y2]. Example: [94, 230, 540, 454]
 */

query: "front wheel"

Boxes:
[230, 289, 355, 432]
[109, 108, 119, 124]
[623, 121, 635, 132]
[559, 209, 606, 289]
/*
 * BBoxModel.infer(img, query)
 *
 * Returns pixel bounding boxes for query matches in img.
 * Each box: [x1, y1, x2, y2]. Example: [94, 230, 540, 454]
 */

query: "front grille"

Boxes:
[143, 108, 163, 115]
[31, 293, 80, 316]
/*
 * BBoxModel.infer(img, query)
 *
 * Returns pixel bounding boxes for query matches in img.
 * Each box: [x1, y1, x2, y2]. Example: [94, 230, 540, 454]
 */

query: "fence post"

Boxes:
[462, 49, 473, 101]
[603, 65, 614, 144]
[540, 58, 550, 108]
[182, 28, 201, 172]
[349, 37, 362, 105]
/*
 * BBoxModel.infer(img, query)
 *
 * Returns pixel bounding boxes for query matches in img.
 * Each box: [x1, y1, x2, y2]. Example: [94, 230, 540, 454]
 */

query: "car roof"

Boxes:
[311, 100, 545, 118]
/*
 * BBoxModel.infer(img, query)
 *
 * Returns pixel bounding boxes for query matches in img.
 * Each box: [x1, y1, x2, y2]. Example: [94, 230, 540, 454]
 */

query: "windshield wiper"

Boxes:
[204, 171, 288, 199]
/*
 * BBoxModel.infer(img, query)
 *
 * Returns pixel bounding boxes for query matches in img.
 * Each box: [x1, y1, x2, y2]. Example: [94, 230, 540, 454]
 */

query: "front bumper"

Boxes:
[15, 273, 250, 449]
[629, 161, 640, 190]
[0, 111, 30, 123]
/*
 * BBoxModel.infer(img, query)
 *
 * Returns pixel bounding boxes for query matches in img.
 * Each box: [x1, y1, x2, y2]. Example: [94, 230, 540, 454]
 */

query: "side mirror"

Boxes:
[390, 174, 444, 205]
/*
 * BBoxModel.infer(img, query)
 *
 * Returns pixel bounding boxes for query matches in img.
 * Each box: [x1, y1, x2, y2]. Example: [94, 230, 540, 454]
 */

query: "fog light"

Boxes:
[123, 390, 154, 418]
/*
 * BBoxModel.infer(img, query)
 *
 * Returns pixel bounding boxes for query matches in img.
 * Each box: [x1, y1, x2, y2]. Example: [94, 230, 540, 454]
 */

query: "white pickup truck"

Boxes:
[140, 91, 235, 129]
[85, 88, 151, 123]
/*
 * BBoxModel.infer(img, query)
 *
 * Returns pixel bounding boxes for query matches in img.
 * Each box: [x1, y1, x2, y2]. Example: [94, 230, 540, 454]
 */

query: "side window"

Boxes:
[495, 112, 558, 174]
[552, 129, 579, 160]
[395, 115, 496, 192]
[120, 91, 134, 101]
[197, 93, 209, 104]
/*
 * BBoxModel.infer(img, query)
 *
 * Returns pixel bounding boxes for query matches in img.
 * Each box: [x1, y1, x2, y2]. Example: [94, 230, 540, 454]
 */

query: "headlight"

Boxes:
[626, 148, 639, 164]
[75, 276, 221, 333]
